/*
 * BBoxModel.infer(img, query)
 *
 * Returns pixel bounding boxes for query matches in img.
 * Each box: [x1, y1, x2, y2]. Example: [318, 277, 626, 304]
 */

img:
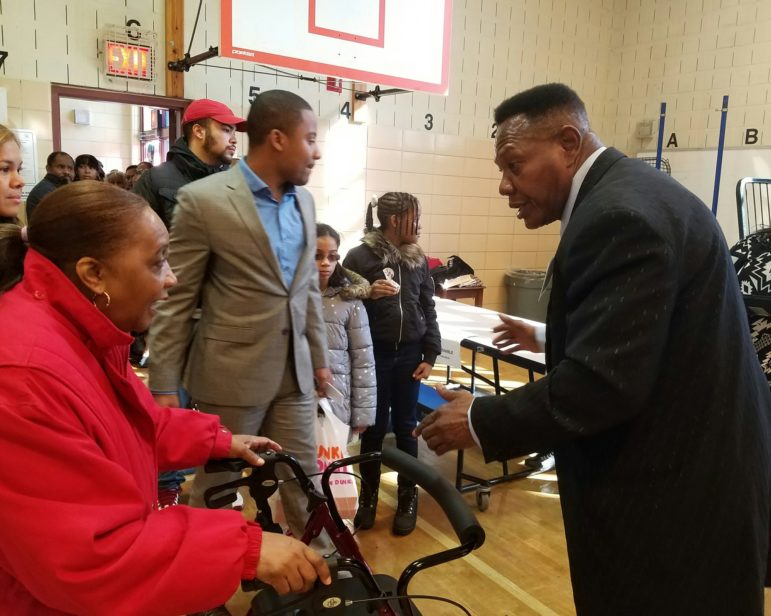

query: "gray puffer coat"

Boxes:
[322, 268, 377, 428]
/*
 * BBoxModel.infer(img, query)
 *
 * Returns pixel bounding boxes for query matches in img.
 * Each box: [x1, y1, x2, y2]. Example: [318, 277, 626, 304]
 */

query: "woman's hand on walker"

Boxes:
[229, 435, 282, 466]
[257, 532, 332, 595]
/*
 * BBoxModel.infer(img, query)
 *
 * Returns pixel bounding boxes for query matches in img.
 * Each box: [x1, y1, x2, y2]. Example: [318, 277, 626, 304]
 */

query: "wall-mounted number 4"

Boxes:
[340, 102, 351, 119]
[424, 113, 433, 131]
[248, 86, 260, 104]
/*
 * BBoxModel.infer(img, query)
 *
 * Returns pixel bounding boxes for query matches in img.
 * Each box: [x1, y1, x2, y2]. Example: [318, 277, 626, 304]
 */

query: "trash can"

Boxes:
[504, 268, 550, 321]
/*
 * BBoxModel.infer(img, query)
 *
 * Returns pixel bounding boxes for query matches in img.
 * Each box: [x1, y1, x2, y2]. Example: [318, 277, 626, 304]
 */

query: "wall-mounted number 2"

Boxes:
[424, 113, 433, 131]
[491, 122, 497, 139]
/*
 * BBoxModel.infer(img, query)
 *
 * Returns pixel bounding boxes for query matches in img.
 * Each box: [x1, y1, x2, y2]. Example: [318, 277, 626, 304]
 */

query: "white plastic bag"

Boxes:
[316, 397, 359, 520]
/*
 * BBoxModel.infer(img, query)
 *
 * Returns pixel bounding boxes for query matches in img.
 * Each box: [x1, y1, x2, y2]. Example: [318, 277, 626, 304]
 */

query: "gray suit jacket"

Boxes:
[148, 164, 328, 407]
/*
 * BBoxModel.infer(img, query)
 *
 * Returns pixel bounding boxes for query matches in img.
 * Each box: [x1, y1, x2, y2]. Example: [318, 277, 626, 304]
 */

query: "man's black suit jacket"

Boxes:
[471, 148, 771, 615]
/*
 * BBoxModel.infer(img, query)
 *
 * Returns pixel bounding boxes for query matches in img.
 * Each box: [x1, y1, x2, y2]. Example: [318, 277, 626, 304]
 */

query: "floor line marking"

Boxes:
[379, 491, 562, 616]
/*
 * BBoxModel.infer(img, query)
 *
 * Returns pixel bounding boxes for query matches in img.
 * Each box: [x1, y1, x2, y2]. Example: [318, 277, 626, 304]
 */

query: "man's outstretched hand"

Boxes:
[492, 314, 539, 353]
[413, 385, 476, 455]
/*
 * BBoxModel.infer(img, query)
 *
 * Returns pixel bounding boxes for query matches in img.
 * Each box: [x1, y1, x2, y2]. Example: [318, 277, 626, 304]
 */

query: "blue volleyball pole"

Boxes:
[655, 102, 666, 170]
[711, 95, 729, 216]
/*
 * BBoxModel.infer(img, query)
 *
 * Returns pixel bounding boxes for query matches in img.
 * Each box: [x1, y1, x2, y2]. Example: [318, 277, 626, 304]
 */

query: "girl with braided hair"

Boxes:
[342, 192, 441, 536]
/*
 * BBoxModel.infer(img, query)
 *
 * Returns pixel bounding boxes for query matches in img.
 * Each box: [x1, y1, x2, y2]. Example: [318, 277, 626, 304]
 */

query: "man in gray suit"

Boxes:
[148, 90, 330, 538]
[416, 83, 771, 615]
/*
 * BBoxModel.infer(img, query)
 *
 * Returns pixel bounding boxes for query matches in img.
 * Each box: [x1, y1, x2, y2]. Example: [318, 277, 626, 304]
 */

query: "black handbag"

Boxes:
[430, 255, 475, 286]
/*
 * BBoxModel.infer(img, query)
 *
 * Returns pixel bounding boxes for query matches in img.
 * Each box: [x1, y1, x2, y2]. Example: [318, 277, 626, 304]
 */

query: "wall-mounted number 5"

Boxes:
[248, 86, 260, 104]
[424, 113, 433, 131]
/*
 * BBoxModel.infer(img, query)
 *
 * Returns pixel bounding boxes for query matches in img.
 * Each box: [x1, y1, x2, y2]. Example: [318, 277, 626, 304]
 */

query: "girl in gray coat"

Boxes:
[316, 224, 376, 434]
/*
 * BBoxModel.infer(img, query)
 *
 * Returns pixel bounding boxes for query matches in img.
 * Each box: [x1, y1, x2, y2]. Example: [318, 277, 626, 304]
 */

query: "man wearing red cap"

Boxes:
[133, 98, 246, 229]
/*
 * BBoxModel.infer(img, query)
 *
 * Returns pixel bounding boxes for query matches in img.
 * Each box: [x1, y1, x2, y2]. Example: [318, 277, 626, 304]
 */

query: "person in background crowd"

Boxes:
[133, 98, 245, 229]
[343, 192, 441, 536]
[315, 222, 376, 437]
[125, 164, 139, 189]
[106, 169, 129, 190]
[731, 226, 771, 588]
[136, 160, 154, 176]
[731, 228, 771, 384]
[133, 97, 248, 507]
[25, 151, 74, 220]
[0, 125, 24, 226]
[0, 182, 330, 616]
[74, 154, 105, 182]
[415, 83, 771, 616]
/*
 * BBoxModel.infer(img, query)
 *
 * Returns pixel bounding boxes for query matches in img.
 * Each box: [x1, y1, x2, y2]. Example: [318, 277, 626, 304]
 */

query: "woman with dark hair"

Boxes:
[0, 124, 24, 225]
[74, 153, 105, 181]
[315, 223, 376, 435]
[0, 183, 329, 615]
[342, 192, 441, 536]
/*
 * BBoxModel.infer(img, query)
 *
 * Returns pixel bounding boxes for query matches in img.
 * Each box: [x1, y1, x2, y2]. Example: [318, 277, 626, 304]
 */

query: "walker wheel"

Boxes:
[475, 487, 491, 511]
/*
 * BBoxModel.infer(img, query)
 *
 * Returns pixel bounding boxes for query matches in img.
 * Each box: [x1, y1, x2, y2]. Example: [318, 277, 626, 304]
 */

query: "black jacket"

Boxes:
[343, 230, 441, 364]
[26, 174, 67, 220]
[472, 149, 771, 615]
[132, 138, 228, 229]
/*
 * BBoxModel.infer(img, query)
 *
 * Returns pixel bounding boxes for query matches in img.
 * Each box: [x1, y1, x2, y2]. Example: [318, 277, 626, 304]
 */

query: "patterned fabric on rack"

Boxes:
[731, 230, 771, 385]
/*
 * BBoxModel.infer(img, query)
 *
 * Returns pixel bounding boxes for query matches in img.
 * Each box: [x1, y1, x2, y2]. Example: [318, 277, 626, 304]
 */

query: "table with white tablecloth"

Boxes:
[434, 296, 546, 390]
[429, 297, 548, 510]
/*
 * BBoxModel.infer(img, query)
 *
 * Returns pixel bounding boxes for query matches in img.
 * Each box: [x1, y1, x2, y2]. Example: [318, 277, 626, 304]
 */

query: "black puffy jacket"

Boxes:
[343, 230, 441, 365]
[132, 138, 228, 229]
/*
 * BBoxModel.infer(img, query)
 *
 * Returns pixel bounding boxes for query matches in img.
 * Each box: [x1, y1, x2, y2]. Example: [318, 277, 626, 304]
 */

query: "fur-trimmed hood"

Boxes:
[324, 267, 371, 300]
[361, 229, 426, 270]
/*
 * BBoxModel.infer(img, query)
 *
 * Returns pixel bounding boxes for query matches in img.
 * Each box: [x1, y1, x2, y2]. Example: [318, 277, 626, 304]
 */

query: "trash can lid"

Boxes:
[505, 268, 546, 278]
[504, 268, 547, 288]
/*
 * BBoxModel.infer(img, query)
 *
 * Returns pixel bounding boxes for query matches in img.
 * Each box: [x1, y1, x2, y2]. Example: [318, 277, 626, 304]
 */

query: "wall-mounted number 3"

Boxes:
[424, 113, 433, 131]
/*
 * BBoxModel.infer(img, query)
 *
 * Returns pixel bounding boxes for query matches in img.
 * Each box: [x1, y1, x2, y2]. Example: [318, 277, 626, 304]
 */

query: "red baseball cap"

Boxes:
[182, 99, 247, 131]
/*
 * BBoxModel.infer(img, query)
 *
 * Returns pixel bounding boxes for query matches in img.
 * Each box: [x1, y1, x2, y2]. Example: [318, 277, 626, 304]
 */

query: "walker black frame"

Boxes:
[204, 447, 485, 616]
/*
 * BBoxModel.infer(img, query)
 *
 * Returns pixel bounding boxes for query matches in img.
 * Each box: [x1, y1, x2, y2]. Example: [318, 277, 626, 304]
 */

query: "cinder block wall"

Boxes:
[2, 0, 770, 310]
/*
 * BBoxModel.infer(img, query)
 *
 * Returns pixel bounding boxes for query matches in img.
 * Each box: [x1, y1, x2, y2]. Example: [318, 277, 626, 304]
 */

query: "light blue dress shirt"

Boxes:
[239, 158, 305, 287]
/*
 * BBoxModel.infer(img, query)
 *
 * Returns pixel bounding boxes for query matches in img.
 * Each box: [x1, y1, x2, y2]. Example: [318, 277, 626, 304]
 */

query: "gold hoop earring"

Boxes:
[92, 291, 111, 309]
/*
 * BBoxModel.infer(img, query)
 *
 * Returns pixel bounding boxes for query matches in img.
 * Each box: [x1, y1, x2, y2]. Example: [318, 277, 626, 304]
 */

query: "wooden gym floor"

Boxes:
[171, 353, 771, 616]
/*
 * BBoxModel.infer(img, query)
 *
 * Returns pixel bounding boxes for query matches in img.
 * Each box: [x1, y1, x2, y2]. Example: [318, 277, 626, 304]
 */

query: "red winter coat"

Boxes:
[0, 250, 262, 615]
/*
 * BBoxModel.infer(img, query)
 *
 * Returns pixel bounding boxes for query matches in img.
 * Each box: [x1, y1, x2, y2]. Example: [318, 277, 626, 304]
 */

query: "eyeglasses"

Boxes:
[315, 253, 341, 261]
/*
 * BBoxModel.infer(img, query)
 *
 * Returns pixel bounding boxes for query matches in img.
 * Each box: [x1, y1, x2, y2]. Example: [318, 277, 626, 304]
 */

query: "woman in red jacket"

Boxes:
[0, 182, 329, 615]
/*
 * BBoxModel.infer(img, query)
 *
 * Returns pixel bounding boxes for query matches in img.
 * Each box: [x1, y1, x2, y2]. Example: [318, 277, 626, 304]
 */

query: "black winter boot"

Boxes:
[392, 486, 418, 536]
[354, 489, 378, 530]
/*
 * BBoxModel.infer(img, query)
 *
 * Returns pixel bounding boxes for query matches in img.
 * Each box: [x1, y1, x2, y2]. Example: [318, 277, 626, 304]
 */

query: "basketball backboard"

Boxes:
[220, 0, 452, 94]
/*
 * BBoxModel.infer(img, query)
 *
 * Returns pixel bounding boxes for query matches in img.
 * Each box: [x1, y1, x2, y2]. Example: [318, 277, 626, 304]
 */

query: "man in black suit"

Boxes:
[416, 83, 771, 615]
